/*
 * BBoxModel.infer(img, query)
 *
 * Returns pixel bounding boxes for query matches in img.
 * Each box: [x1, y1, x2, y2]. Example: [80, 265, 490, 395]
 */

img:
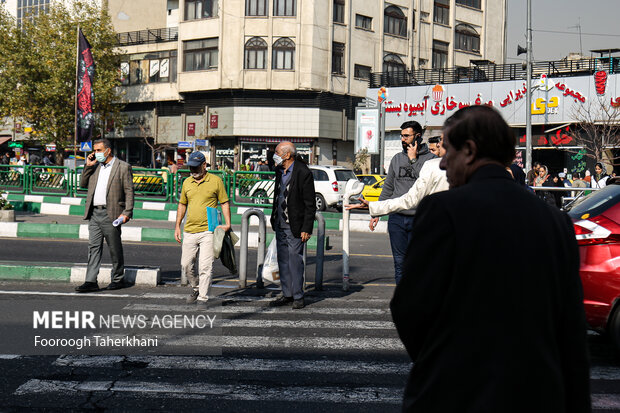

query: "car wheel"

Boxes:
[610, 305, 620, 354]
[315, 194, 326, 211]
[252, 189, 271, 206]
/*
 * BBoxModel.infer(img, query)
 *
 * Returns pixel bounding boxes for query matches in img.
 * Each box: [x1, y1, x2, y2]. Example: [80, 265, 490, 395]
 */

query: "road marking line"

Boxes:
[14, 379, 402, 404]
[124, 303, 390, 315]
[55, 355, 411, 375]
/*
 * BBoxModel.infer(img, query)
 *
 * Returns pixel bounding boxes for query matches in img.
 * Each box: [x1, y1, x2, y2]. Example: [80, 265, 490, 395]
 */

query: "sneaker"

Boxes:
[196, 299, 209, 310]
[186, 289, 199, 304]
[75, 282, 99, 292]
[269, 296, 293, 307]
[292, 298, 305, 310]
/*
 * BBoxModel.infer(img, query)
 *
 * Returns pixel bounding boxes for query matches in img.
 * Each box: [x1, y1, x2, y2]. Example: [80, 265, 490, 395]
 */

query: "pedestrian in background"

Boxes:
[75, 139, 134, 292]
[269, 141, 316, 310]
[526, 161, 541, 186]
[175, 151, 231, 309]
[592, 162, 609, 189]
[391, 105, 590, 412]
[369, 121, 436, 284]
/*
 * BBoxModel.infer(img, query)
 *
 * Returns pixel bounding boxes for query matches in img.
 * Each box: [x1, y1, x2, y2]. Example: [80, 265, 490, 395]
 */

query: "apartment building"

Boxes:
[1, 0, 507, 168]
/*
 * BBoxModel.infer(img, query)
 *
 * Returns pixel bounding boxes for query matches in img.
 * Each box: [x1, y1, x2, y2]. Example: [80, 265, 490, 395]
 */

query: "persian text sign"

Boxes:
[368, 73, 620, 129]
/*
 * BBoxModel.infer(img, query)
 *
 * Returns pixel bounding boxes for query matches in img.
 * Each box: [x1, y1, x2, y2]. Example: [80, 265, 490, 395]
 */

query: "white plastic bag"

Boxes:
[262, 238, 280, 284]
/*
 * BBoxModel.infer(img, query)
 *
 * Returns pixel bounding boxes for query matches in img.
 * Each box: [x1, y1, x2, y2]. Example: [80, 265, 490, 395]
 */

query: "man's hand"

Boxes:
[369, 217, 379, 231]
[85, 153, 97, 167]
[407, 141, 418, 161]
[216, 224, 231, 232]
[301, 232, 311, 242]
[345, 197, 369, 210]
[174, 226, 182, 244]
[119, 214, 130, 224]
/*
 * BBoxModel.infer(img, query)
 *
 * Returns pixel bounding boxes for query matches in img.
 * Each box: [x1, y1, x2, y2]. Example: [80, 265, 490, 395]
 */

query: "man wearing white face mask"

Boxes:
[175, 151, 231, 308]
[76, 139, 134, 292]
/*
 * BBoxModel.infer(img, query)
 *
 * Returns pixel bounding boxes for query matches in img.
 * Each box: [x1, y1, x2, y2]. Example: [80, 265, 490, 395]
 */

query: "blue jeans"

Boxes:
[387, 213, 415, 284]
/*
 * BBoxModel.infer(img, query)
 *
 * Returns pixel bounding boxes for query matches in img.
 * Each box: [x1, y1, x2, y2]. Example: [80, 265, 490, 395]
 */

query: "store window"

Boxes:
[245, 37, 268, 69]
[272, 37, 295, 70]
[455, 24, 480, 53]
[384, 5, 407, 37]
[246, 0, 267, 16]
[185, 0, 218, 20]
[184, 38, 218, 71]
[434, 0, 449, 25]
[121, 50, 178, 86]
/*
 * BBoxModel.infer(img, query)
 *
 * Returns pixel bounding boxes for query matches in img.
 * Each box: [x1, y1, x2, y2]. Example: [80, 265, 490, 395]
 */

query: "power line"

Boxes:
[533, 29, 620, 37]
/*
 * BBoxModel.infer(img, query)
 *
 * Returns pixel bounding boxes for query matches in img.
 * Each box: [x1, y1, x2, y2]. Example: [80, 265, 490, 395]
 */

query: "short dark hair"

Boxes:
[400, 121, 423, 135]
[443, 106, 516, 167]
[573, 172, 581, 179]
[93, 138, 112, 150]
[428, 136, 441, 144]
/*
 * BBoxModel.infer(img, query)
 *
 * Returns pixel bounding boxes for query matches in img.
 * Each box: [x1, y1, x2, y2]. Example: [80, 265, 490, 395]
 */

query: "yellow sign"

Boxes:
[532, 97, 559, 115]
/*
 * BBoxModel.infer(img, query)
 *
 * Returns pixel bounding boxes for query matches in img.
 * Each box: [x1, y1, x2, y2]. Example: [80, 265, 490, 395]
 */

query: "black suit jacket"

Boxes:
[390, 164, 590, 412]
[270, 159, 316, 238]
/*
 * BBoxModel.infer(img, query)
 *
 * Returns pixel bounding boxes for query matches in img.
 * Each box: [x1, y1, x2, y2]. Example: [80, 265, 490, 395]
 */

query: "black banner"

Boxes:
[76, 29, 95, 142]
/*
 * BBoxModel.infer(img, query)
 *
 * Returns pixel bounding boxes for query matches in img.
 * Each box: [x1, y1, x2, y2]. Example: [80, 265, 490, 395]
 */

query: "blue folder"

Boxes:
[206, 207, 220, 232]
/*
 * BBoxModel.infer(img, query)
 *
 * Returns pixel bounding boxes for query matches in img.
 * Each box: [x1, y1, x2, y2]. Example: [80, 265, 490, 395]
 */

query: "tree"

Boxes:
[570, 95, 620, 169]
[0, 1, 124, 165]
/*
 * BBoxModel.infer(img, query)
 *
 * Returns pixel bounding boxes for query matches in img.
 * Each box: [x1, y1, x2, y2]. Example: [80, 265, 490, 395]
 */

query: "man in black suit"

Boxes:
[269, 142, 316, 309]
[390, 106, 590, 412]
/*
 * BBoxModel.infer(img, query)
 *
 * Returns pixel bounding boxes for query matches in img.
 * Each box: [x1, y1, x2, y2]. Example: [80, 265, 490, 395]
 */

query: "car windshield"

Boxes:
[359, 176, 377, 186]
[567, 185, 620, 219]
[335, 170, 356, 181]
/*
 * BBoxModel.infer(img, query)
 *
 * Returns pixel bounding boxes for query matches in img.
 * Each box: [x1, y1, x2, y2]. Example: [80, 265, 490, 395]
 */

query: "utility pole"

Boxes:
[525, 0, 533, 174]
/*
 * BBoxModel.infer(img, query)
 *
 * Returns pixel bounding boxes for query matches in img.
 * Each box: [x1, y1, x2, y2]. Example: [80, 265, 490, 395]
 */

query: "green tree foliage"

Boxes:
[0, 1, 123, 164]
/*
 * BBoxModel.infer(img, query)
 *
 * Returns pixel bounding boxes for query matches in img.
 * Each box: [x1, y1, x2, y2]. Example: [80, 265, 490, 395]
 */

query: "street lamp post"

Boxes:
[525, 0, 533, 174]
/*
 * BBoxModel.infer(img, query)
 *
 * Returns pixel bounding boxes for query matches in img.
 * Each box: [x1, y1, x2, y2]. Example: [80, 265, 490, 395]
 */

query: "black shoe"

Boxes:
[105, 281, 126, 290]
[75, 282, 99, 292]
[269, 296, 293, 307]
[292, 298, 305, 309]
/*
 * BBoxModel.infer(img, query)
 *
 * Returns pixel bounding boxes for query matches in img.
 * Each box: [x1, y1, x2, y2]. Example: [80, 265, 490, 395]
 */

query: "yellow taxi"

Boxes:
[357, 175, 385, 202]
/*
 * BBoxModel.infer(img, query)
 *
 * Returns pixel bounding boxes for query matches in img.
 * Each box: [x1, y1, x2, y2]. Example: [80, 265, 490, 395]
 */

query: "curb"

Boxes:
[0, 263, 161, 286]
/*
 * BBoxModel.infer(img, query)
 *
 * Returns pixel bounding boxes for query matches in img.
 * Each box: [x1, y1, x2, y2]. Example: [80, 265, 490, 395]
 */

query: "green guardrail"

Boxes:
[232, 171, 275, 207]
[0, 164, 279, 207]
[0, 164, 27, 194]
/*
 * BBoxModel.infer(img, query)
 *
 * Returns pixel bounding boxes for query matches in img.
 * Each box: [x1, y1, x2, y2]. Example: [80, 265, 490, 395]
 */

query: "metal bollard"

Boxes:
[239, 208, 267, 288]
[342, 180, 364, 291]
[314, 212, 326, 290]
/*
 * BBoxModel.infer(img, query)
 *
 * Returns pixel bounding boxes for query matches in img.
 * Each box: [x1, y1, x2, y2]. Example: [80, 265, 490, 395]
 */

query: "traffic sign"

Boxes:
[80, 141, 92, 152]
[178, 141, 194, 148]
[195, 139, 207, 147]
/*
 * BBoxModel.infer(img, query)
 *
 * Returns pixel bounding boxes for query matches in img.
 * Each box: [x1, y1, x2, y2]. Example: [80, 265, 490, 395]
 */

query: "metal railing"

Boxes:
[28, 166, 71, 196]
[0, 165, 26, 194]
[116, 27, 179, 46]
[370, 57, 620, 88]
[232, 171, 275, 207]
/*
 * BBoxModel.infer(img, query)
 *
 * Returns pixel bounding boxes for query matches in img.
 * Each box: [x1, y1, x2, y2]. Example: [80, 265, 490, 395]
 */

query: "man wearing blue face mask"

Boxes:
[76, 139, 134, 292]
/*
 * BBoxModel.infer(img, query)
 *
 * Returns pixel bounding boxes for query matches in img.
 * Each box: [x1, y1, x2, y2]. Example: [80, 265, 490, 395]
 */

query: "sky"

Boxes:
[505, 0, 620, 62]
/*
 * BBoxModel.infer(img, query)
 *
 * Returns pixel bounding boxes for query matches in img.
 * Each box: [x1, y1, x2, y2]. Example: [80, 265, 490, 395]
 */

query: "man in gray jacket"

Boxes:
[370, 121, 436, 284]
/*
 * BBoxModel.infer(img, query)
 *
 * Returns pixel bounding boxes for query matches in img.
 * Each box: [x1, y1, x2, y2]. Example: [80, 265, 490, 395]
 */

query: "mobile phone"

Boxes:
[88, 153, 95, 161]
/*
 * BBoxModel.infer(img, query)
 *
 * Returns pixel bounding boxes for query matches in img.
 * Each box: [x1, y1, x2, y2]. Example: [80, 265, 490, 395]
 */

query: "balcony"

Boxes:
[116, 27, 179, 47]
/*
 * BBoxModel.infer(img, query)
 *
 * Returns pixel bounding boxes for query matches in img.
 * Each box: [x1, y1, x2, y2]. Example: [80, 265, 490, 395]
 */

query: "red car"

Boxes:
[567, 183, 620, 351]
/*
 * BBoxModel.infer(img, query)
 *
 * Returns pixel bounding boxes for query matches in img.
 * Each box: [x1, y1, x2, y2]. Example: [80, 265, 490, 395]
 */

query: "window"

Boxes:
[456, 0, 481, 9]
[455, 24, 480, 53]
[272, 37, 295, 70]
[355, 14, 372, 30]
[333, 0, 344, 24]
[432, 40, 449, 69]
[184, 38, 218, 71]
[312, 169, 329, 181]
[335, 170, 356, 181]
[433, 0, 449, 25]
[354, 64, 371, 80]
[121, 50, 178, 86]
[332, 42, 345, 75]
[16, 0, 49, 27]
[384, 5, 407, 37]
[383, 54, 406, 75]
[185, 0, 217, 20]
[245, 37, 268, 69]
[274, 0, 295, 16]
[246, 0, 267, 16]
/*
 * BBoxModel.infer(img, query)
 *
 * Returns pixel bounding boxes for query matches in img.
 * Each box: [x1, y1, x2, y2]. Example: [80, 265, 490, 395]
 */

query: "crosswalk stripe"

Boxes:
[220, 319, 394, 329]
[14, 379, 402, 404]
[54, 355, 411, 375]
[124, 303, 390, 315]
[591, 393, 620, 410]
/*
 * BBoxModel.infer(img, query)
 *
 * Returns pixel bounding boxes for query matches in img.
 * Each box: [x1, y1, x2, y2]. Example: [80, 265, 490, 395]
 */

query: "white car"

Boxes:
[248, 165, 357, 211]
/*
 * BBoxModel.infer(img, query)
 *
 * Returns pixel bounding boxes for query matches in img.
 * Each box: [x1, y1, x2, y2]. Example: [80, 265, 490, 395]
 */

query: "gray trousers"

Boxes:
[275, 223, 304, 300]
[85, 208, 124, 283]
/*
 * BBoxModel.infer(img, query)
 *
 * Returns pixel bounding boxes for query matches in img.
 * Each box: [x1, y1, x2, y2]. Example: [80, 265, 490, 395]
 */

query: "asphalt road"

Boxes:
[0, 282, 618, 412]
[0, 231, 398, 285]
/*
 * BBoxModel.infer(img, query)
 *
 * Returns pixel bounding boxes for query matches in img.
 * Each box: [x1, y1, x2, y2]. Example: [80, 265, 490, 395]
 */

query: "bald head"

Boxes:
[276, 141, 296, 156]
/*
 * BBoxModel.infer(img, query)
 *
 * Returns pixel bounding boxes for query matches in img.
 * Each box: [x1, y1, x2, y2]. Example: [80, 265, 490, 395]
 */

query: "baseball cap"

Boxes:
[187, 151, 206, 167]
[558, 172, 566, 178]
